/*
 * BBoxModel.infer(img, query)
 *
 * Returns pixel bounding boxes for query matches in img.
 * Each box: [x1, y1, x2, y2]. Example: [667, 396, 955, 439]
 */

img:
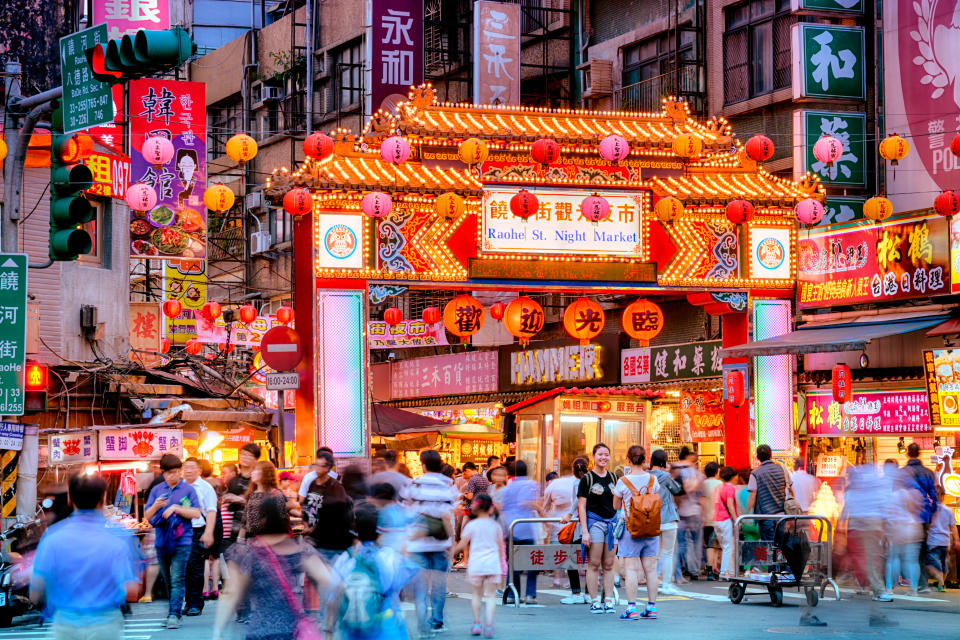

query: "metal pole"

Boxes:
[277, 398, 286, 467]
[305, 0, 314, 136]
[15, 426, 38, 519]
[2, 60, 23, 254]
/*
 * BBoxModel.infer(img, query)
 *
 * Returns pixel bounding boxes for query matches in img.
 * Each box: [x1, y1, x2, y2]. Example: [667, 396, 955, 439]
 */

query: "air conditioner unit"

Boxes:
[263, 86, 284, 102]
[250, 231, 273, 255]
[245, 191, 264, 211]
[580, 59, 613, 98]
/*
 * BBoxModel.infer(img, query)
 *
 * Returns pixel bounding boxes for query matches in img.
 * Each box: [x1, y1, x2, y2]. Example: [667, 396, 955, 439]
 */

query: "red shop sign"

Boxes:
[806, 391, 932, 436]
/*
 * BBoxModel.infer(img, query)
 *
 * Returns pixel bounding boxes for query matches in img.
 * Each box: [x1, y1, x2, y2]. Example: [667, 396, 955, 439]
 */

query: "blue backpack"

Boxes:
[339, 549, 384, 633]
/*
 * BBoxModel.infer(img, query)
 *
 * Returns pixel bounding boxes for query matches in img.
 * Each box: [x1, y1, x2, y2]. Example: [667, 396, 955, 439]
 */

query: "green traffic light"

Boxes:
[84, 27, 196, 84]
[49, 227, 93, 259]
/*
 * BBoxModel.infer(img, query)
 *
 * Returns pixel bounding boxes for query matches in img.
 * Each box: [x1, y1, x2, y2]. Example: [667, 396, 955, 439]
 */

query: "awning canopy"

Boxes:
[370, 403, 448, 436]
[926, 317, 960, 337]
[720, 315, 948, 358]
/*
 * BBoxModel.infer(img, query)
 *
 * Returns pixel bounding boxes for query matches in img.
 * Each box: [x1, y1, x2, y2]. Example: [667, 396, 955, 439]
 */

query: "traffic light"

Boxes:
[24, 362, 48, 412]
[85, 27, 196, 84]
[49, 133, 95, 261]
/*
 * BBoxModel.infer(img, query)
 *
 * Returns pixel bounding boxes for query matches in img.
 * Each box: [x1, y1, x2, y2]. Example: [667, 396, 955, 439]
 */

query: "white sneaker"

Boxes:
[561, 594, 589, 605]
[604, 599, 617, 613]
[660, 584, 680, 595]
[872, 592, 893, 602]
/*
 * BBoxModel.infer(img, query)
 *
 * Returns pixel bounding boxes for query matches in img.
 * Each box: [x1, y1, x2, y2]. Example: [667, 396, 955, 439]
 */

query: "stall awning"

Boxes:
[926, 317, 960, 337]
[371, 403, 448, 436]
[720, 315, 947, 358]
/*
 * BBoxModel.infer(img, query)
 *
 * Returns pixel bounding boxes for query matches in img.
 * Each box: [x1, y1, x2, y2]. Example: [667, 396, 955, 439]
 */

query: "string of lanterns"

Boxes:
[158, 302, 294, 354]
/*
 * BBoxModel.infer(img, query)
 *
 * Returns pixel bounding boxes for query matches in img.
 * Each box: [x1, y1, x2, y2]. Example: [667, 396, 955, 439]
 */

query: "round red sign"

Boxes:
[259, 326, 303, 372]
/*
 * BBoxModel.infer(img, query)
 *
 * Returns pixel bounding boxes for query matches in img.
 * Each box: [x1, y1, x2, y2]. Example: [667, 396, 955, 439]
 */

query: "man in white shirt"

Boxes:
[297, 446, 339, 499]
[790, 458, 820, 512]
[183, 457, 218, 616]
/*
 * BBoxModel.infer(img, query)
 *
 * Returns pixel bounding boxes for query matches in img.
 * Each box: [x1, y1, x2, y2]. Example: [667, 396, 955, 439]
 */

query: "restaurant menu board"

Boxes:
[680, 390, 724, 442]
[923, 348, 960, 426]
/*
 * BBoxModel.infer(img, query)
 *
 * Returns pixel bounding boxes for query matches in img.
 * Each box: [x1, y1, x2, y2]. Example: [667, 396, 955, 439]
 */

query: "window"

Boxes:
[335, 41, 363, 110]
[209, 99, 242, 157]
[78, 200, 106, 267]
[723, 0, 794, 104]
[269, 207, 293, 245]
[621, 33, 693, 88]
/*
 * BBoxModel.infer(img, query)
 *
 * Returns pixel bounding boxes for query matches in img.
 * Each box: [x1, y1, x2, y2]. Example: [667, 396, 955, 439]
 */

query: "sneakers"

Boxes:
[431, 623, 448, 633]
[872, 592, 894, 602]
[561, 593, 589, 604]
[483, 625, 494, 639]
[639, 605, 657, 620]
[660, 584, 680, 595]
[523, 597, 537, 605]
[604, 599, 616, 613]
[619, 606, 639, 620]
[589, 600, 605, 614]
[471, 623, 482, 636]
[917, 586, 931, 594]
[614, 574, 622, 587]
[165, 616, 181, 629]
[937, 584, 946, 592]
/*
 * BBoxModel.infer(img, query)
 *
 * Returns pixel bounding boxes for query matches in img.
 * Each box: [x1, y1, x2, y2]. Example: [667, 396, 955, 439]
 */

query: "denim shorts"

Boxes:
[925, 546, 947, 572]
[617, 534, 660, 558]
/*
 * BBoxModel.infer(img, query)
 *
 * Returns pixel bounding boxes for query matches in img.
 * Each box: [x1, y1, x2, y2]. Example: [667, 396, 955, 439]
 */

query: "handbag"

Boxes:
[784, 479, 804, 516]
[256, 542, 323, 640]
[557, 521, 581, 545]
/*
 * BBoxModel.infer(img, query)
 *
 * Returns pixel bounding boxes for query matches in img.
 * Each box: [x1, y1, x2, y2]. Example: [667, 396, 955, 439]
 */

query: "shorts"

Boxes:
[617, 533, 660, 558]
[925, 546, 948, 573]
[467, 574, 502, 587]
[588, 519, 611, 543]
[140, 532, 158, 565]
[704, 525, 720, 549]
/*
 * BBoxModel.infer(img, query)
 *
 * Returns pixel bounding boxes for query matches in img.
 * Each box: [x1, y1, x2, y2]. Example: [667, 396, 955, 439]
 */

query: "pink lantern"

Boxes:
[794, 198, 825, 225]
[125, 182, 157, 212]
[380, 136, 410, 164]
[141, 136, 175, 166]
[361, 191, 392, 219]
[581, 194, 611, 223]
[598, 134, 630, 162]
[812, 134, 843, 168]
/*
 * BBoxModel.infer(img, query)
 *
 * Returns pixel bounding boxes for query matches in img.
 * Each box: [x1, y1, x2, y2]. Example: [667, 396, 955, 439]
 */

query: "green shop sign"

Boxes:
[793, 24, 865, 100]
[795, 110, 866, 187]
[791, 0, 864, 15]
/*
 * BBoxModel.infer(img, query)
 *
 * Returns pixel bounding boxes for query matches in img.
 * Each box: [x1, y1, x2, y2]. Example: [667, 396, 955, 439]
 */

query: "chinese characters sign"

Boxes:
[129, 302, 161, 367]
[819, 197, 866, 227]
[621, 340, 723, 384]
[129, 79, 206, 260]
[923, 348, 960, 427]
[513, 544, 587, 571]
[85, 151, 131, 200]
[99, 428, 183, 460]
[791, 0, 864, 13]
[368, 0, 423, 114]
[94, 0, 170, 39]
[391, 352, 498, 399]
[59, 24, 113, 133]
[793, 110, 866, 187]
[482, 187, 644, 257]
[368, 319, 449, 349]
[49, 431, 97, 465]
[0, 255, 27, 415]
[680, 390, 724, 442]
[474, 1, 520, 106]
[798, 215, 949, 308]
[792, 24, 865, 100]
[806, 390, 932, 436]
[164, 259, 206, 344]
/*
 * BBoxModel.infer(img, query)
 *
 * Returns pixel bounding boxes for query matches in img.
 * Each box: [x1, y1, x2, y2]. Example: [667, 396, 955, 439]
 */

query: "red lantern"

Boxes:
[303, 132, 334, 161]
[744, 135, 775, 162]
[162, 299, 182, 319]
[622, 299, 664, 346]
[276, 306, 295, 325]
[531, 138, 560, 168]
[950, 134, 960, 158]
[384, 307, 403, 326]
[159, 338, 171, 354]
[201, 301, 222, 322]
[503, 296, 544, 346]
[726, 199, 755, 225]
[510, 190, 539, 220]
[238, 304, 258, 324]
[185, 339, 202, 355]
[443, 295, 485, 344]
[934, 190, 960, 217]
[490, 302, 507, 321]
[726, 370, 745, 408]
[832, 364, 852, 404]
[217, 342, 236, 354]
[422, 306, 441, 325]
[283, 188, 313, 217]
[563, 298, 605, 346]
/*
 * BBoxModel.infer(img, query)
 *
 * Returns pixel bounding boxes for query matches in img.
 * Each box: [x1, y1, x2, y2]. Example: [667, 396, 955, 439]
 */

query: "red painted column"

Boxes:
[292, 213, 315, 467]
[722, 312, 750, 470]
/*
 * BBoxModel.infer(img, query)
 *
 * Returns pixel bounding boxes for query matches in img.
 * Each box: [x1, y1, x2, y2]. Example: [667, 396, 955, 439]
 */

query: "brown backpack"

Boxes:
[621, 476, 661, 538]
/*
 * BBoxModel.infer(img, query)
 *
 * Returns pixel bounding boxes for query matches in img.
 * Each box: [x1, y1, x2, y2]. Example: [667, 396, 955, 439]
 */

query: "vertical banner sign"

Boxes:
[0, 256, 27, 416]
[791, 24, 865, 100]
[680, 390, 725, 442]
[163, 259, 206, 344]
[129, 302, 161, 367]
[129, 80, 207, 260]
[474, 1, 521, 106]
[94, 0, 170, 39]
[59, 24, 113, 133]
[793, 110, 867, 187]
[367, 0, 423, 115]
[317, 291, 366, 457]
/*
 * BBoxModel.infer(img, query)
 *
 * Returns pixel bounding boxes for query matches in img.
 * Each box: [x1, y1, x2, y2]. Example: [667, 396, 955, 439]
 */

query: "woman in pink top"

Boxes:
[713, 466, 739, 579]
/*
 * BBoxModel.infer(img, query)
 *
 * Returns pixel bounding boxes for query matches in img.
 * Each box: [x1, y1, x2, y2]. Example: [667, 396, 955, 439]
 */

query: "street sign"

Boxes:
[0, 423, 24, 451]
[0, 255, 28, 415]
[60, 24, 113, 133]
[260, 326, 303, 372]
[266, 372, 300, 390]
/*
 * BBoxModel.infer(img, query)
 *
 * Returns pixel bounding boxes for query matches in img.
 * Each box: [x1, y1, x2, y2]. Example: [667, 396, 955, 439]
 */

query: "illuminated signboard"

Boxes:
[469, 258, 657, 283]
[316, 213, 365, 270]
[750, 227, 792, 280]
[923, 348, 960, 427]
[807, 390, 932, 435]
[499, 335, 620, 391]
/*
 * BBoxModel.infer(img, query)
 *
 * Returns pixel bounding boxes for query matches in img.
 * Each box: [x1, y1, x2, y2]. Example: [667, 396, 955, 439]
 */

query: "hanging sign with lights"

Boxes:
[500, 335, 621, 391]
[367, 319, 449, 349]
[98, 428, 184, 461]
[621, 340, 723, 384]
[806, 390, 931, 436]
[750, 226, 794, 281]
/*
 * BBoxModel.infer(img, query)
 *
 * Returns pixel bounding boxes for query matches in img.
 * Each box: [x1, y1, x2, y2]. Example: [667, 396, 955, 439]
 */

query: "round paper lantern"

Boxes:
[443, 294, 485, 344]
[672, 133, 703, 158]
[159, 338, 171, 354]
[162, 299, 182, 319]
[726, 370, 745, 408]
[598, 134, 629, 163]
[726, 199, 755, 225]
[141, 136, 174, 166]
[813, 134, 843, 167]
[458, 138, 489, 167]
[238, 304, 258, 324]
[490, 302, 507, 321]
[201, 301, 222, 322]
[380, 136, 410, 164]
[510, 189, 539, 220]
[435, 192, 465, 220]
[654, 196, 684, 224]
[225, 133, 258, 164]
[863, 196, 894, 223]
[531, 138, 560, 167]
[204, 184, 235, 212]
[384, 307, 403, 326]
[276, 305, 295, 325]
[503, 296, 544, 346]
[303, 132, 334, 160]
[217, 342, 236, 354]
[950, 134, 960, 158]
[125, 182, 157, 212]
[879, 133, 909, 166]
[745, 135, 775, 162]
[832, 363, 852, 404]
[422, 306, 441, 325]
[935, 190, 960, 217]
[361, 191, 392, 219]
[563, 297, 605, 346]
[794, 198, 825, 225]
[185, 339, 202, 355]
[0, 139, 7, 163]
[622, 299, 664, 345]
[283, 188, 313, 217]
[581, 194, 611, 223]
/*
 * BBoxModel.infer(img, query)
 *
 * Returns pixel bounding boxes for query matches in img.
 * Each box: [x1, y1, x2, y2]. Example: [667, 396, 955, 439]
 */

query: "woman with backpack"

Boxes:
[559, 457, 590, 604]
[612, 445, 661, 620]
[577, 443, 619, 614]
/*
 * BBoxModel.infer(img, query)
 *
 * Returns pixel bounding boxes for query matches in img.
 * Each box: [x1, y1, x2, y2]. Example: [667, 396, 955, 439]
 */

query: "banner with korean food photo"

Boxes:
[680, 390, 724, 442]
[129, 79, 206, 260]
[923, 348, 960, 427]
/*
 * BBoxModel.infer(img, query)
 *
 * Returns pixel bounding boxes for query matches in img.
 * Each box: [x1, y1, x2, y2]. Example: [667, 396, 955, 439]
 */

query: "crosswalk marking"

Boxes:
[0, 618, 165, 640]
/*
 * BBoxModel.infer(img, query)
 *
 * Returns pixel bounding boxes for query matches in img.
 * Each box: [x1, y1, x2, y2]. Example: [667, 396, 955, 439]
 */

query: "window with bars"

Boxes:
[335, 40, 363, 110]
[209, 99, 242, 157]
[723, 0, 795, 105]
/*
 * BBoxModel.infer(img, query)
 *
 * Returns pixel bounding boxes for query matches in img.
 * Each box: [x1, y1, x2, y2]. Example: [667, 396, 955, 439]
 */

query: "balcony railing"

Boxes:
[613, 64, 704, 115]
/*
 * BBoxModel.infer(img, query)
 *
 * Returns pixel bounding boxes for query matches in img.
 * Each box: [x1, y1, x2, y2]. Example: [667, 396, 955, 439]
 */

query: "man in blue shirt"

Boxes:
[498, 460, 542, 604]
[145, 454, 201, 629]
[30, 474, 140, 639]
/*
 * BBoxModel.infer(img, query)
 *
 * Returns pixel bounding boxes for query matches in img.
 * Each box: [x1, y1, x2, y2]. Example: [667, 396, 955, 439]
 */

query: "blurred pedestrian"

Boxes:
[790, 458, 819, 513]
[498, 459, 541, 604]
[370, 482, 412, 552]
[884, 472, 925, 595]
[242, 461, 301, 536]
[372, 449, 411, 498]
[301, 450, 353, 564]
[925, 486, 957, 592]
[701, 461, 721, 580]
[578, 443, 619, 614]
[649, 450, 682, 594]
[746, 445, 786, 542]
[843, 464, 889, 601]
[183, 457, 218, 616]
[342, 464, 370, 502]
[713, 466, 739, 579]
[298, 447, 339, 500]
[278, 471, 299, 501]
[199, 460, 224, 601]
[559, 456, 589, 604]
[222, 444, 260, 547]
[673, 447, 704, 581]
[902, 443, 938, 592]
[452, 494, 505, 638]
[613, 446, 660, 620]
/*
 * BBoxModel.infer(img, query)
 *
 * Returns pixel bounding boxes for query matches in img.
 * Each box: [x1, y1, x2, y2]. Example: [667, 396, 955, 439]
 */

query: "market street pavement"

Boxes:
[4, 574, 959, 640]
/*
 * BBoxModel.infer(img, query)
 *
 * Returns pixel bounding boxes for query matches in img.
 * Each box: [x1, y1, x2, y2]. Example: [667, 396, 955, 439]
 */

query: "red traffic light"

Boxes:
[24, 363, 48, 391]
[53, 133, 94, 163]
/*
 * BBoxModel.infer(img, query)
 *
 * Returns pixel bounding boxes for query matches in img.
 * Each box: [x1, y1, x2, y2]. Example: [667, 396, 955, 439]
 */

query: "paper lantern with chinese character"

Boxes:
[726, 370, 745, 408]
[531, 138, 560, 168]
[162, 299, 182, 319]
[159, 338, 171, 354]
[794, 198, 825, 226]
[238, 304, 258, 324]
[204, 184, 235, 212]
[832, 364, 852, 404]
[934, 190, 960, 217]
[458, 138, 489, 167]
[435, 192, 465, 220]
[510, 189, 538, 220]
[490, 302, 507, 321]
[125, 182, 157, 212]
[283, 188, 313, 217]
[951, 134, 960, 158]
[863, 196, 893, 223]
[745, 135, 775, 162]
[443, 294, 485, 344]
[599, 134, 629, 163]
[504, 296, 544, 346]
[201, 301, 222, 322]
[622, 299, 664, 346]
[813, 134, 843, 167]
[563, 297, 605, 346]
[185, 339, 202, 355]
[672, 133, 702, 158]
[276, 306, 294, 325]
[654, 196, 684, 224]
[225, 133, 258, 165]
[726, 199, 755, 225]
[581, 194, 610, 223]
[141, 136, 174, 166]
[361, 191, 392, 219]
[384, 307, 403, 326]
[380, 136, 410, 164]
[422, 306, 441, 325]
[303, 132, 334, 161]
[879, 134, 909, 166]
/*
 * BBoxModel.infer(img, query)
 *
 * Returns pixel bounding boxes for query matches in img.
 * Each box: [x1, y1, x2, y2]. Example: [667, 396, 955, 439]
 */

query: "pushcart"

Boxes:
[726, 514, 840, 607]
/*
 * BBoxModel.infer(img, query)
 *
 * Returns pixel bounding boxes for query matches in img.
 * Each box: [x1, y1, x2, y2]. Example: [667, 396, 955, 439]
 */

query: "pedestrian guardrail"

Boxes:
[504, 516, 586, 607]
